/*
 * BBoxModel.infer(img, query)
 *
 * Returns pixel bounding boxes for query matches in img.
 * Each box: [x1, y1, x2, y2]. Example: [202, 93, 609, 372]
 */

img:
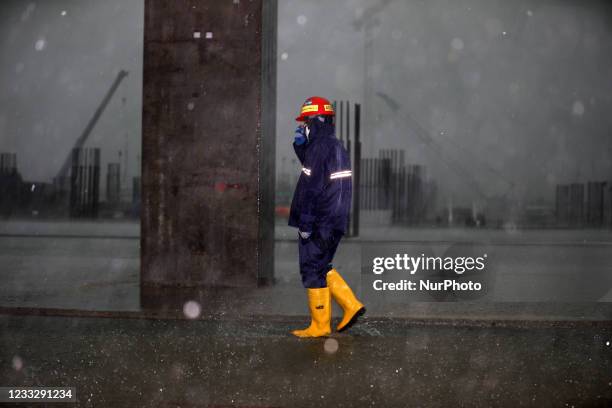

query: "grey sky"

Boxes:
[1, 0, 612, 207]
[277, 0, 612, 206]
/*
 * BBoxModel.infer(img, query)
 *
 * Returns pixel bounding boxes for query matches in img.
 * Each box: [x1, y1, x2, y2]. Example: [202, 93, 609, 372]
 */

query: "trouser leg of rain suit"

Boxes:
[326, 268, 366, 332]
[297, 228, 343, 288]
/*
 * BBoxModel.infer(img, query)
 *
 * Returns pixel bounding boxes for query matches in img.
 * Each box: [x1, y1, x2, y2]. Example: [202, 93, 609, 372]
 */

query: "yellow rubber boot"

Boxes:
[291, 287, 332, 338]
[326, 269, 366, 332]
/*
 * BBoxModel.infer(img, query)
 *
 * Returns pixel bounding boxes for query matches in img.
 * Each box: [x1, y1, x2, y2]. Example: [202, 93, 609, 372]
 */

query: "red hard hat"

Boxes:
[295, 96, 335, 121]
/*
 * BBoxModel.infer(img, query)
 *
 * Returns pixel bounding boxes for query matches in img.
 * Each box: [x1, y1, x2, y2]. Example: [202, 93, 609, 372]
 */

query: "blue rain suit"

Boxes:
[288, 120, 352, 288]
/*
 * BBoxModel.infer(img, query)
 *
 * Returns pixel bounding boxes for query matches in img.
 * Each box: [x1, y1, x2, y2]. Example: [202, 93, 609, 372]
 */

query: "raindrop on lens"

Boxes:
[451, 38, 464, 51]
[12, 356, 23, 371]
[324, 338, 339, 354]
[183, 301, 201, 319]
[35, 38, 46, 51]
[572, 101, 585, 116]
[297, 15, 307, 26]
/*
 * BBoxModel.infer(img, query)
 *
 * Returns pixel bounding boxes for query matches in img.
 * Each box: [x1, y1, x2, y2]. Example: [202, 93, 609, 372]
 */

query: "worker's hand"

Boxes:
[298, 230, 311, 240]
[294, 126, 307, 146]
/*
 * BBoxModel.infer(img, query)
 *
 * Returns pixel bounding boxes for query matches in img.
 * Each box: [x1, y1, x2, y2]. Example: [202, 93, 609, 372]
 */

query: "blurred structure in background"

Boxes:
[278, 142, 612, 230]
[556, 181, 612, 228]
[0, 153, 21, 219]
[99, 161, 137, 219]
[359, 151, 436, 226]
[106, 163, 121, 205]
[69, 147, 100, 218]
[0, 149, 141, 220]
[0, 153, 17, 173]
[0, 65, 139, 221]
[586, 181, 607, 226]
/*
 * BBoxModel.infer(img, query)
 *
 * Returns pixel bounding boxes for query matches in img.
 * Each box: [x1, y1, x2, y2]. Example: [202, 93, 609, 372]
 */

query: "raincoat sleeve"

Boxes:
[298, 143, 330, 232]
[293, 141, 307, 165]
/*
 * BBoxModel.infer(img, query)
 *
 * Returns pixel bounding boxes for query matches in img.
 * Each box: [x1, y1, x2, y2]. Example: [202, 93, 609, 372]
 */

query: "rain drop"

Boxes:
[323, 338, 339, 354]
[572, 101, 585, 116]
[451, 38, 464, 51]
[183, 300, 201, 319]
[34, 38, 46, 51]
[12, 356, 23, 371]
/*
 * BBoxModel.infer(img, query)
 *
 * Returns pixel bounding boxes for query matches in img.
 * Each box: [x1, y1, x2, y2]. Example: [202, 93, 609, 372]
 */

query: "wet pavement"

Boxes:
[1, 220, 612, 406]
[1, 220, 612, 319]
[1, 314, 612, 407]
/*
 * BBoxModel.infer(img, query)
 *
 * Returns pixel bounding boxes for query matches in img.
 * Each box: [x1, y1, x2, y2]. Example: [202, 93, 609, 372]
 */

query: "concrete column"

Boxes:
[141, 0, 276, 307]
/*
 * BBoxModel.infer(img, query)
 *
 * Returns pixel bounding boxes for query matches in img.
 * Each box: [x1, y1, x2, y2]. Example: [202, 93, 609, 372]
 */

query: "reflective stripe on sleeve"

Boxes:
[330, 170, 352, 180]
[302, 167, 312, 176]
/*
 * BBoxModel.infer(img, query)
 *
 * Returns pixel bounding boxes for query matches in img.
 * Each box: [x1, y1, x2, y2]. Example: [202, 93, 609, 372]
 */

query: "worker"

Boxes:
[289, 96, 366, 338]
